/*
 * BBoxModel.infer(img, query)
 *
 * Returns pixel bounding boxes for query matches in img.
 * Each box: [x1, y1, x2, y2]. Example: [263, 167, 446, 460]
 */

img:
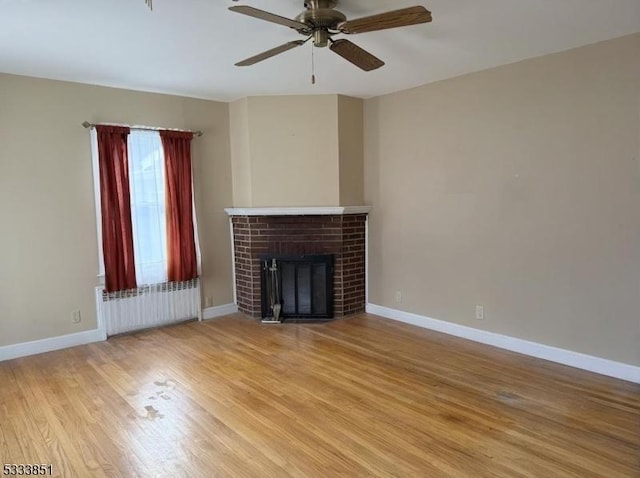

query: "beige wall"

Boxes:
[248, 95, 340, 207]
[229, 94, 364, 207]
[230, 95, 340, 207]
[0, 74, 234, 347]
[364, 34, 640, 365]
[338, 95, 364, 206]
[229, 97, 253, 206]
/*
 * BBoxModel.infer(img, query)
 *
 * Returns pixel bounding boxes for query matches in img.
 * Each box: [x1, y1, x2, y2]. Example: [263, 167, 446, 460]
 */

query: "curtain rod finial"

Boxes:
[195, 131, 203, 137]
[82, 121, 92, 129]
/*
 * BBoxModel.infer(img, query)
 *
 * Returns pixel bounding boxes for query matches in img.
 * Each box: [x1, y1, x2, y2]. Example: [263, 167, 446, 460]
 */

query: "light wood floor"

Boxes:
[1, 314, 638, 477]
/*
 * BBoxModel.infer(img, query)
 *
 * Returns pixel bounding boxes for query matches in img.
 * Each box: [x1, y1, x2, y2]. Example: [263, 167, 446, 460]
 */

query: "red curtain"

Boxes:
[160, 130, 198, 282]
[96, 126, 137, 292]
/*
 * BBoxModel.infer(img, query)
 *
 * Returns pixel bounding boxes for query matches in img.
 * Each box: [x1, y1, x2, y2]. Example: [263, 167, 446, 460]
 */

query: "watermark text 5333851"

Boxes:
[3, 464, 53, 475]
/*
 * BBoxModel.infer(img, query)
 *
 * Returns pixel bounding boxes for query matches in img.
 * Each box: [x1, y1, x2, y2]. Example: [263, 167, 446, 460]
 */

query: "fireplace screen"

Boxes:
[260, 254, 334, 321]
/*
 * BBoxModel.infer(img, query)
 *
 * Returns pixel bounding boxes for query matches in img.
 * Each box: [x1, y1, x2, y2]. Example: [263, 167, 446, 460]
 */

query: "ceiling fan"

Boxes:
[229, 1, 432, 72]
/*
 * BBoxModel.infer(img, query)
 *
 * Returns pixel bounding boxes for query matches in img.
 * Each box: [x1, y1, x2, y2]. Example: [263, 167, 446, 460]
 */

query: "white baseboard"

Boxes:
[0, 303, 238, 362]
[366, 303, 640, 384]
[203, 303, 238, 320]
[0, 328, 106, 363]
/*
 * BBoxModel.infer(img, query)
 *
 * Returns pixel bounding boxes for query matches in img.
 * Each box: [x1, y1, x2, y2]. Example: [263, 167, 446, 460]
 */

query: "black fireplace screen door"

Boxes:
[260, 254, 334, 320]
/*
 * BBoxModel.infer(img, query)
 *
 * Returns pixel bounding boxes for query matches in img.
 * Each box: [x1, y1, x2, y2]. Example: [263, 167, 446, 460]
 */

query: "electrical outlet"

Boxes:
[475, 305, 484, 320]
[395, 290, 403, 302]
[205, 296, 213, 308]
[71, 309, 81, 324]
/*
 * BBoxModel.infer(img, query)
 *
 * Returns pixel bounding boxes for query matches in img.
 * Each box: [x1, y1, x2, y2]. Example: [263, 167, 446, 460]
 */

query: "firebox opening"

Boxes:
[260, 254, 334, 322]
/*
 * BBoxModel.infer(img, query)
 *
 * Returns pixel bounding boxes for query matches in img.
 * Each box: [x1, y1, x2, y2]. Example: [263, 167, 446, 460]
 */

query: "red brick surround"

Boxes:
[230, 214, 367, 318]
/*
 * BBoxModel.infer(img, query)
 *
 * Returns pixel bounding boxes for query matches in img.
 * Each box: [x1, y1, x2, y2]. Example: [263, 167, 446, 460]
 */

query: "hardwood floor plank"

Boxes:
[0, 313, 638, 477]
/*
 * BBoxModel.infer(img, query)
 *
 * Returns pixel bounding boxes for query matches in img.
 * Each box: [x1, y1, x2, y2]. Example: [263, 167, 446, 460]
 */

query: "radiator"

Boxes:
[95, 279, 202, 337]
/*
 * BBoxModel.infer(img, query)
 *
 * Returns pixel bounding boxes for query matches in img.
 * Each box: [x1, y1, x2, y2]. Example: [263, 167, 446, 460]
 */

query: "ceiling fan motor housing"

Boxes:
[296, 1, 346, 47]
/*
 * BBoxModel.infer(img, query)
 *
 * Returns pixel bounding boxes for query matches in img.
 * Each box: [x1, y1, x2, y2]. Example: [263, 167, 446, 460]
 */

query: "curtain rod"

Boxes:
[82, 121, 203, 137]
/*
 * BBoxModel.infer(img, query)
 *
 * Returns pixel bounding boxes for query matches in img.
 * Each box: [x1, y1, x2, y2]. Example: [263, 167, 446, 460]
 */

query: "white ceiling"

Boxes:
[0, 0, 638, 102]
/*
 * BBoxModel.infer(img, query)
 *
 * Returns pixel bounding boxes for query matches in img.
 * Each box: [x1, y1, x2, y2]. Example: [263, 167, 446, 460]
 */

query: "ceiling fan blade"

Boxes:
[330, 39, 384, 72]
[229, 6, 308, 30]
[235, 41, 306, 67]
[338, 6, 432, 34]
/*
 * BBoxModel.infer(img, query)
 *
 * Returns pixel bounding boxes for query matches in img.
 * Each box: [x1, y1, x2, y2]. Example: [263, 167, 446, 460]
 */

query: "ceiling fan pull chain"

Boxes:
[311, 43, 316, 85]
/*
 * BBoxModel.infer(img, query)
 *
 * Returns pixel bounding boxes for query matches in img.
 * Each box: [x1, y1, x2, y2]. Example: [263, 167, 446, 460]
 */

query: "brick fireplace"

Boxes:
[225, 207, 370, 319]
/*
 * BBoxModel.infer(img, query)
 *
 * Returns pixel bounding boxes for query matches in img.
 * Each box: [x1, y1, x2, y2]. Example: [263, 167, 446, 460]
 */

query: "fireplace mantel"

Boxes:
[225, 206, 372, 217]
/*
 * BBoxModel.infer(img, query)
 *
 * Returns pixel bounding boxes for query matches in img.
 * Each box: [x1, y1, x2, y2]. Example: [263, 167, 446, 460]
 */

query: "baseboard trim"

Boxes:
[203, 303, 238, 320]
[366, 304, 640, 384]
[0, 303, 239, 362]
[0, 328, 106, 363]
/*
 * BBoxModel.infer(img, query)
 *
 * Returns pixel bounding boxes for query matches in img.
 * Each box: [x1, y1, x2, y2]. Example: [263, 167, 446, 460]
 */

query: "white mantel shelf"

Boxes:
[224, 206, 372, 217]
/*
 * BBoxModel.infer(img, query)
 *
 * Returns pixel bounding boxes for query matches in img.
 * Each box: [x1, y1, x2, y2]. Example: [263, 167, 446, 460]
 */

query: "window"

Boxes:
[128, 131, 168, 285]
[91, 127, 198, 288]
